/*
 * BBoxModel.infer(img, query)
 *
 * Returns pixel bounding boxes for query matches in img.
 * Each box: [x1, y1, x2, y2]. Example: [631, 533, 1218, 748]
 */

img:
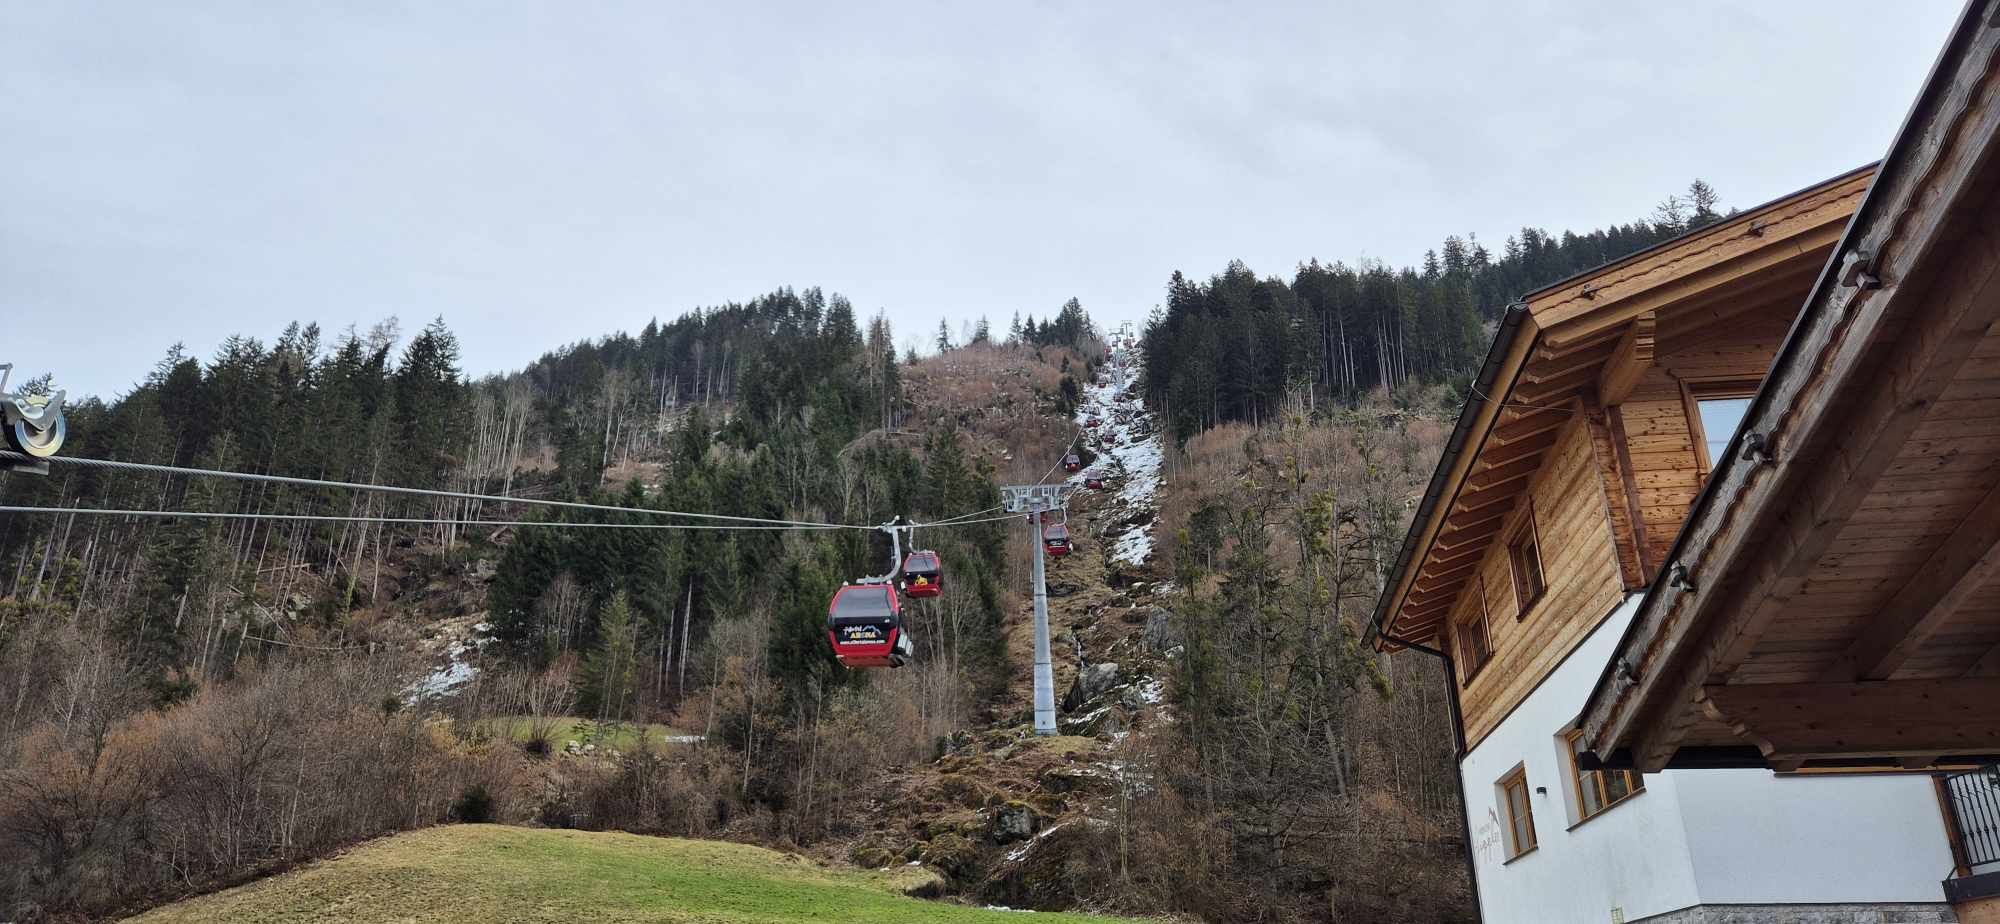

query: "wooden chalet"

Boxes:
[1576, 0, 2000, 777]
[1370, 163, 1873, 750]
[1370, 3, 2000, 918]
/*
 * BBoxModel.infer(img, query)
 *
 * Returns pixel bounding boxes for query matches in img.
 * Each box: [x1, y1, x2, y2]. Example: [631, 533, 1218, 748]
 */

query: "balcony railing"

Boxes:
[1942, 764, 2000, 873]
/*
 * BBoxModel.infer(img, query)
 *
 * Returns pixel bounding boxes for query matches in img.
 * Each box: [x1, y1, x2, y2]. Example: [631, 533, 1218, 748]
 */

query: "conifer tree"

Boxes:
[582, 591, 638, 721]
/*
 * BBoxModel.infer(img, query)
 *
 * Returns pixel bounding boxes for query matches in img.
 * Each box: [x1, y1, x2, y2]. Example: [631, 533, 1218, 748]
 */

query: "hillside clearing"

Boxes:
[124, 825, 1139, 923]
[489, 716, 699, 751]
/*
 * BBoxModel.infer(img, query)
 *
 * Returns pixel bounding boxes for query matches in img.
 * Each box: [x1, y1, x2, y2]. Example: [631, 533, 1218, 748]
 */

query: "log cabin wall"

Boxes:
[1608, 309, 1795, 569]
[1451, 416, 1626, 747]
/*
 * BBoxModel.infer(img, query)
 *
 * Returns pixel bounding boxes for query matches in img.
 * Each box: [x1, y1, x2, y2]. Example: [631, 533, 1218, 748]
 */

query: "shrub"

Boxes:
[452, 785, 494, 823]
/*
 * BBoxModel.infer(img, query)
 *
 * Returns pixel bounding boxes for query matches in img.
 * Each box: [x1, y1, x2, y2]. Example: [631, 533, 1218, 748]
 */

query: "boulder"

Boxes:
[1039, 765, 1110, 795]
[473, 558, 499, 582]
[1143, 607, 1179, 652]
[851, 845, 896, 869]
[1061, 662, 1121, 713]
[989, 802, 1040, 843]
[1078, 662, 1120, 698]
[1060, 704, 1126, 737]
[924, 832, 980, 877]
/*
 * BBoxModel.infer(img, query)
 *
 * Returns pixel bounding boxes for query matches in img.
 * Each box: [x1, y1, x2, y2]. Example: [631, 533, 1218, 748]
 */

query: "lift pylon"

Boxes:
[1003, 484, 1072, 737]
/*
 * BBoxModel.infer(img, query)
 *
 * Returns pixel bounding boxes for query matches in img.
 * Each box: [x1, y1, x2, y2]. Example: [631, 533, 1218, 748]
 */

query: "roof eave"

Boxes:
[1368, 303, 1534, 649]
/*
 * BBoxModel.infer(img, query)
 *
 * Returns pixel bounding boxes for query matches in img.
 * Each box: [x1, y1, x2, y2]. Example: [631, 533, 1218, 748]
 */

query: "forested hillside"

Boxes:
[0, 177, 1727, 921]
[1139, 180, 1726, 443]
[0, 287, 1112, 921]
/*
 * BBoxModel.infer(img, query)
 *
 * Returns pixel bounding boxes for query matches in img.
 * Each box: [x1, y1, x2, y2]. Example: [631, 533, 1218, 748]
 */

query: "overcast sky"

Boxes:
[2, 1, 1965, 399]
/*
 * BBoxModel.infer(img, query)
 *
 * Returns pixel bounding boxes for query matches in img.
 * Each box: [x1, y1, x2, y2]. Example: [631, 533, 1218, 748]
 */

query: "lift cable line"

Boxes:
[6, 360, 1115, 685]
[0, 449, 878, 530]
[0, 504, 1037, 533]
[0, 505, 857, 530]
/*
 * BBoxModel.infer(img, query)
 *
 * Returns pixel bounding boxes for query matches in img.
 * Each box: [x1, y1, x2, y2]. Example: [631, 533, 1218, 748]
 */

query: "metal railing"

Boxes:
[1942, 765, 2000, 872]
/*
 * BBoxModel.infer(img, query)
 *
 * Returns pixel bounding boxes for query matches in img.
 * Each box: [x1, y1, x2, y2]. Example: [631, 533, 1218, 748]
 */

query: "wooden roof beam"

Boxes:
[1537, 324, 1627, 361]
[1466, 456, 1540, 492]
[1969, 642, 2000, 678]
[1402, 597, 1454, 623]
[1524, 340, 1618, 384]
[1484, 429, 1560, 468]
[1444, 502, 1513, 533]
[1406, 586, 1461, 611]
[1541, 221, 1849, 352]
[1414, 565, 1480, 595]
[1434, 521, 1503, 554]
[1656, 261, 1826, 345]
[1427, 543, 1487, 570]
[1516, 366, 1602, 405]
[1490, 409, 1569, 446]
[1820, 478, 2000, 682]
[1704, 678, 2000, 760]
[1456, 487, 1518, 515]
[1411, 583, 1474, 609]
[1598, 312, 1657, 406]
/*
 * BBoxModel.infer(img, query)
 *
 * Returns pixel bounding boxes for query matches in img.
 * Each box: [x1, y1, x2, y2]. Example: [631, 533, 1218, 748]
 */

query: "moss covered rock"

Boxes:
[923, 832, 980, 877]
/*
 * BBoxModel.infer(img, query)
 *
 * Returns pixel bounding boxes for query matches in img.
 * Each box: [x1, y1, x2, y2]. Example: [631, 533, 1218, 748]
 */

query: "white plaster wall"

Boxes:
[1460, 593, 1955, 923]
[1674, 769, 1954, 904]
[1460, 595, 1704, 924]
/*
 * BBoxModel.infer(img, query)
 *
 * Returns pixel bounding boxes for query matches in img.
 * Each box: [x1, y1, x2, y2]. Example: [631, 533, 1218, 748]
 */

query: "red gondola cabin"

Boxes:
[826, 584, 911, 669]
[1043, 523, 1072, 557]
[1063, 454, 1082, 473]
[900, 549, 943, 599]
[1084, 476, 1105, 490]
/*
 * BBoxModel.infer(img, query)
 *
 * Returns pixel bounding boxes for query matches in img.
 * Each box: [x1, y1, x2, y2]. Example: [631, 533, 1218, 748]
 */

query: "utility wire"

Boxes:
[0, 450, 873, 530]
[918, 505, 1003, 527]
[1, 389, 1111, 533]
[0, 504, 1033, 531]
[0, 505, 846, 530]
[915, 424, 1086, 529]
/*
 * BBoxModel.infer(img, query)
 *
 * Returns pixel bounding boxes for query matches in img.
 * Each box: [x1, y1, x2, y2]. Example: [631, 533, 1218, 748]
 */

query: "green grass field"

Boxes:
[124, 826, 1134, 923]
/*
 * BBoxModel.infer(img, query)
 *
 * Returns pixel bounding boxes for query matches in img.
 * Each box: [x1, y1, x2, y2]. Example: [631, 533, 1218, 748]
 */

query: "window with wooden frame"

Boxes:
[1682, 379, 1760, 481]
[1506, 505, 1546, 617]
[1499, 766, 1538, 859]
[1452, 581, 1493, 683]
[1564, 728, 1642, 822]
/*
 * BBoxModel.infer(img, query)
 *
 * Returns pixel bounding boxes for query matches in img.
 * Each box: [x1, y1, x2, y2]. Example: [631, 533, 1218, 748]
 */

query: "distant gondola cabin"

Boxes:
[1043, 523, 1072, 557]
[901, 550, 943, 599]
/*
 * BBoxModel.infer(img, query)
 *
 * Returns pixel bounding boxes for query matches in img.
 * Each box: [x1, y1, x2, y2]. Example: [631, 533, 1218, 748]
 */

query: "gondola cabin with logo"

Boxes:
[826, 583, 909, 669]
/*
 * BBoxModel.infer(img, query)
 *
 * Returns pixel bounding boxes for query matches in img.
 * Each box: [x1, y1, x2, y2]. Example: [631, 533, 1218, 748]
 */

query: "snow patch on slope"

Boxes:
[1071, 340, 1162, 566]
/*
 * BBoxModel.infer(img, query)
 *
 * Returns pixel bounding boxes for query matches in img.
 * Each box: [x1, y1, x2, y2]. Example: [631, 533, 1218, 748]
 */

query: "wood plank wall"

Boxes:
[1614, 310, 1794, 567]
[1452, 418, 1625, 747]
[1441, 306, 1801, 750]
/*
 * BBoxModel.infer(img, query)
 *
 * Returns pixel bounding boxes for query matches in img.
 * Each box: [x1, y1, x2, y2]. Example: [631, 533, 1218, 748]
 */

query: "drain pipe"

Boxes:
[1383, 632, 1482, 922]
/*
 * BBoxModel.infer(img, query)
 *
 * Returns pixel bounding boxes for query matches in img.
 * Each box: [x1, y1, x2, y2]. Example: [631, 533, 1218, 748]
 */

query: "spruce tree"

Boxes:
[582, 591, 638, 721]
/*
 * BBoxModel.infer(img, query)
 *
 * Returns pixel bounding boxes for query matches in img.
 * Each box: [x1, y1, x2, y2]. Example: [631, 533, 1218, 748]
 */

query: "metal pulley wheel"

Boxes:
[6, 407, 65, 457]
[0, 364, 67, 459]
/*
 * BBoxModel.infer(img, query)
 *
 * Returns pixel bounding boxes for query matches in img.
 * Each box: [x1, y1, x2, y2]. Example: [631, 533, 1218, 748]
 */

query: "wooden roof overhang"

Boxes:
[1370, 168, 1872, 651]
[1580, 0, 2000, 774]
